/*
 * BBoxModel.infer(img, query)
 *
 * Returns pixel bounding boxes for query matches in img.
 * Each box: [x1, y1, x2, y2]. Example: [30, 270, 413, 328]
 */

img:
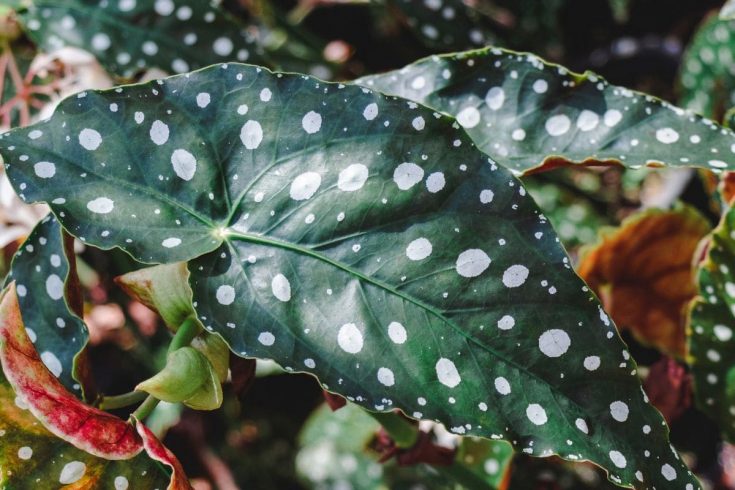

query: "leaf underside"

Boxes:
[5, 214, 94, 399]
[688, 204, 735, 442]
[0, 63, 697, 488]
[19, 0, 265, 78]
[356, 47, 735, 175]
[0, 285, 142, 460]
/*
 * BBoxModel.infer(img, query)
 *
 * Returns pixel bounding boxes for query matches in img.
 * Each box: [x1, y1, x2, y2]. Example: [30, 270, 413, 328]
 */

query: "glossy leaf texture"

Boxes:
[0, 370, 177, 489]
[18, 0, 266, 78]
[357, 47, 735, 175]
[0, 64, 698, 488]
[4, 214, 94, 399]
[297, 402, 513, 489]
[688, 204, 735, 442]
[0, 284, 142, 459]
[579, 206, 710, 358]
[678, 15, 735, 119]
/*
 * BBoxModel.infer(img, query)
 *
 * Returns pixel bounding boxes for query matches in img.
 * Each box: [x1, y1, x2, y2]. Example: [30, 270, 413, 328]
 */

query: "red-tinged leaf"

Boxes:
[0, 283, 143, 460]
[642, 357, 692, 424]
[135, 419, 193, 490]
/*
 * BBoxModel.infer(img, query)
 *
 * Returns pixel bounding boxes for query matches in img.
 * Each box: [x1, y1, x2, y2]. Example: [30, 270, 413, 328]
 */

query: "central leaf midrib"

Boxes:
[225, 230, 591, 418]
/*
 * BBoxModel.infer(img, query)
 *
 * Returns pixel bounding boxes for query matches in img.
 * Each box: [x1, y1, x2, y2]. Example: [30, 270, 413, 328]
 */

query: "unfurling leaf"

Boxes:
[579, 206, 710, 358]
[134, 419, 193, 490]
[136, 346, 223, 411]
[0, 283, 142, 459]
[0, 63, 699, 488]
[5, 214, 95, 400]
[116, 263, 195, 331]
[357, 47, 735, 175]
[688, 204, 735, 442]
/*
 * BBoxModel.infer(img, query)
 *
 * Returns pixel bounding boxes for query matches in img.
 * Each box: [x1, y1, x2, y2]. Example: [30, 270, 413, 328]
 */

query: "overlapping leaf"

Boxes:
[0, 284, 189, 488]
[0, 64, 698, 488]
[688, 204, 735, 441]
[4, 214, 93, 399]
[579, 206, 710, 358]
[357, 47, 735, 175]
[678, 15, 735, 119]
[297, 402, 513, 489]
[17, 0, 266, 78]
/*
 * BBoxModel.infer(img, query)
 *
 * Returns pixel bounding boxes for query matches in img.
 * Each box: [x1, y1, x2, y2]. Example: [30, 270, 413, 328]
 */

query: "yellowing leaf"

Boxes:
[578, 206, 711, 357]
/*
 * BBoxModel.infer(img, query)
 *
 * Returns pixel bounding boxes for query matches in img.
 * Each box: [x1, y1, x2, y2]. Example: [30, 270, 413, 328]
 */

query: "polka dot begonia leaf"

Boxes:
[688, 204, 735, 442]
[678, 15, 735, 120]
[389, 0, 497, 51]
[4, 213, 94, 401]
[357, 46, 735, 175]
[0, 285, 190, 488]
[297, 401, 514, 489]
[0, 64, 699, 489]
[17, 0, 266, 78]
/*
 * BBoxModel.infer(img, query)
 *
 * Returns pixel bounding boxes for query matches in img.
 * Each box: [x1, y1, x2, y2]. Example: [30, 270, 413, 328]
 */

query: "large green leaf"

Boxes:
[678, 15, 735, 119]
[297, 402, 513, 489]
[18, 0, 266, 78]
[357, 47, 735, 175]
[4, 214, 93, 399]
[688, 204, 735, 441]
[0, 64, 698, 488]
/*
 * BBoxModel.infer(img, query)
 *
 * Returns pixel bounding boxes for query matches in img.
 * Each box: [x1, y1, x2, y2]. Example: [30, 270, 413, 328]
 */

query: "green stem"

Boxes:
[369, 411, 419, 448]
[99, 390, 147, 410]
[168, 316, 201, 353]
[131, 395, 160, 421]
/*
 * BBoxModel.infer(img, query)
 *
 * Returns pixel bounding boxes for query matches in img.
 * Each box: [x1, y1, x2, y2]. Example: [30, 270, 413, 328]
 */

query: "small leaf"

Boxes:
[578, 206, 710, 358]
[357, 47, 735, 175]
[0, 283, 142, 459]
[115, 263, 195, 331]
[679, 15, 735, 119]
[5, 214, 95, 399]
[688, 204, 735, 441]
[136, 346, 223, 411]
[0, 64, 699, 488]
[18, 0, 265, 78]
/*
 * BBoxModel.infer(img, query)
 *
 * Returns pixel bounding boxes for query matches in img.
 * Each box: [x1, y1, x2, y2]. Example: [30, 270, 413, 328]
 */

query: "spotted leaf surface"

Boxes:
[679, 15, 735, 119]
[722, 0, 735, 19]
[0, 370, 178, 489]
[389, 0, 496, 51]
[0, 284, 142, 460]
[357, 47, 735, 175]
[0, 64, 698, 489]
[688, 205, 735, 442]
[18, 0, 265, 78]
[297, 402, 513, 489]
[4, 214, 94, 400]
[579, 206, 710, 358]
